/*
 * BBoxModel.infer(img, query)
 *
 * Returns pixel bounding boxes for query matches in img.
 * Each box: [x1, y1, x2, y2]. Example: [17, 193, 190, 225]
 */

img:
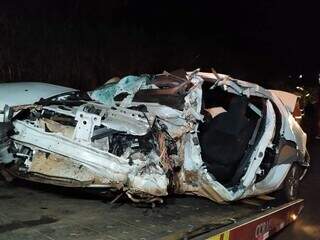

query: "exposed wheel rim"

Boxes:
[286, 165, 300, 200]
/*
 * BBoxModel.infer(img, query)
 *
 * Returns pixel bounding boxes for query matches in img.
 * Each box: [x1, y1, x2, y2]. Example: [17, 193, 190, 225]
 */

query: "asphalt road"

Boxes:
[272, 139, 320, 240]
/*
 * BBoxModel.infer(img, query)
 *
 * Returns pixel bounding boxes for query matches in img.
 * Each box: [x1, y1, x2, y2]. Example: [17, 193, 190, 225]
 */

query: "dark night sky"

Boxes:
[0, 0, 319, 89]
[124, 1, 319, 74]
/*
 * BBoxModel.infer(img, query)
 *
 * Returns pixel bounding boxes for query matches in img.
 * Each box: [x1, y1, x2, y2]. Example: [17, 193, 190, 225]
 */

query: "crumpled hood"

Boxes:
[0, 82, 76, 110]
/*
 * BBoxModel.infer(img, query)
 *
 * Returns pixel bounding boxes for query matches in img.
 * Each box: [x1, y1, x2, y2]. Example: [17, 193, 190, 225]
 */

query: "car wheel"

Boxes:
[283, 163, 303, 201]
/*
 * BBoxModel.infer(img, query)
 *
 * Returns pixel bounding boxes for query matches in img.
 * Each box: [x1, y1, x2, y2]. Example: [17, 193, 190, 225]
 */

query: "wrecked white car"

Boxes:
[0, 70, 309, 203]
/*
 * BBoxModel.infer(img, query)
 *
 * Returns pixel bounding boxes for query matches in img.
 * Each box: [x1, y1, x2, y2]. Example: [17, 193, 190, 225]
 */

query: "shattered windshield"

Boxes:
[90, 70, 193, 110]
[90, 75, 154, 107]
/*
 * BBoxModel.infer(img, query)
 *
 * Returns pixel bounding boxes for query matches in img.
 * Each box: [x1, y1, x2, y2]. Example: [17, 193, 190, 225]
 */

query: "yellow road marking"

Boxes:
[207, 230, 230, 240]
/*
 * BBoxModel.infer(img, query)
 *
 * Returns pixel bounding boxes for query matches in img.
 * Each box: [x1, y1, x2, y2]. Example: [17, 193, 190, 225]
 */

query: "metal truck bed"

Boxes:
[0, 180, 302, 240]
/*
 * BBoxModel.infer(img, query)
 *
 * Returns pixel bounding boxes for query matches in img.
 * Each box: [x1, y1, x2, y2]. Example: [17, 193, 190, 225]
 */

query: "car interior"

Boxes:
[199, 82, 267, 187]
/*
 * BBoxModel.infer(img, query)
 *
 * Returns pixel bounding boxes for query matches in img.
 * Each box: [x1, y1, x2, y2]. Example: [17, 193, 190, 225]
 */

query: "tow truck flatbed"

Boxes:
[0, 180, 303, 240]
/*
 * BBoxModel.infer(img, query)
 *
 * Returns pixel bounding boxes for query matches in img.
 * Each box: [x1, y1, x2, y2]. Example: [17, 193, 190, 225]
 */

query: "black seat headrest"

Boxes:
[228, 96, 248, 116]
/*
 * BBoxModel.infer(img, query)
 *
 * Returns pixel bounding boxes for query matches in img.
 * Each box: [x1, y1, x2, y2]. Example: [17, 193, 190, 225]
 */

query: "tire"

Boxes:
[0, 123, 14, 164]
[282, 163, 303, 201]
